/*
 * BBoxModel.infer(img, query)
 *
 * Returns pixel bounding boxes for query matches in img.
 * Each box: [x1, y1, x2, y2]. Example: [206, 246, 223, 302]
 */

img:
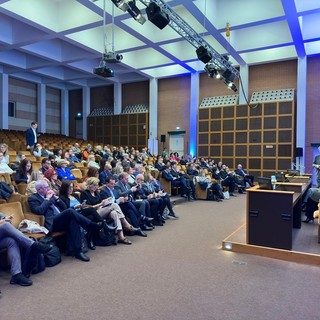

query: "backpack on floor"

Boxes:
[94, 223, 117, 246]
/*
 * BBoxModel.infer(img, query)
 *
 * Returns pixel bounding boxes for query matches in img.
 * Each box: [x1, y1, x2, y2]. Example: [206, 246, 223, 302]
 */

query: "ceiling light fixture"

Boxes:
[127, 1, 146, 25]
[111, 0, 129, 12]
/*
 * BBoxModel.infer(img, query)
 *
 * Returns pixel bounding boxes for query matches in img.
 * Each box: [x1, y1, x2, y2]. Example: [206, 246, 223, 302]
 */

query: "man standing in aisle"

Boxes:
[312, 146, 320, 187]
[26, 121, 39, 153]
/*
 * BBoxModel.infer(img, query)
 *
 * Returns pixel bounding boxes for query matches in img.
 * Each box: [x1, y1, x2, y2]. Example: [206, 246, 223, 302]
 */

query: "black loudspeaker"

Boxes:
[160, 135, 166, 143]
[295, 147, 303, 157]
[196, 46, 212, 64]
[146, 3, 170, 30]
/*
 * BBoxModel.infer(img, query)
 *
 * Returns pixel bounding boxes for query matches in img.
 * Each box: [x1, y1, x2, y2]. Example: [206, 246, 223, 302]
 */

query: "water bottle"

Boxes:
[271, 175, 277, 190]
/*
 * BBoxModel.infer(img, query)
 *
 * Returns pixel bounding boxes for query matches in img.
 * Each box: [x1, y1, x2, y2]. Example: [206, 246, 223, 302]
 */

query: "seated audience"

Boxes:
[101, 176, 148, 237]
[145, 172, 179, 219]
[87, 154, 100, 169]
[15, 159, 33, 184]
[28, 180, 102, 262]
[99, 162, 113, 185]
[0, 152, 13, 174]
[235, 164, 255, 187]
[171, 161, 197, 200]
[80, 177, 133, 245]
[56, 159, 75, 181]
[68, 148, 81, 163]
[71, 143, 82, 160]
[0, 143, 10, 164]
[26, 171, 44, 195]
[59, 180, 111, 249]
[10, 152, 26, 171]
[134, 173, 163, 226]
[194, 169, 223, 202]
[0, 214, 52, 286]
[114, 172, 153, 232]
[40, 158, 52, 174]
[155, 155, 166, 172]
[43, 168, 62, 194]
[213, 165, 241, 196]
[53, 147, 63, 161]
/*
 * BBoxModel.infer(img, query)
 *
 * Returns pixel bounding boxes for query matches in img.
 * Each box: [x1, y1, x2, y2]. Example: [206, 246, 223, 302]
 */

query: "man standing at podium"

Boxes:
[312, 146, 320, 187]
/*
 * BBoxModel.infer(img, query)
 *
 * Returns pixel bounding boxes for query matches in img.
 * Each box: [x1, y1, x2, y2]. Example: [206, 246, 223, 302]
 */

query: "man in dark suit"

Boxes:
[25, 121, 39, 153]
[114, 172, 153, 232]
[134, 174, 163, 226]
[100, 176, 148, 237]
[235, 164, 254, 187]
[313, 146, 320, 187]
[28, 180, 101, 261]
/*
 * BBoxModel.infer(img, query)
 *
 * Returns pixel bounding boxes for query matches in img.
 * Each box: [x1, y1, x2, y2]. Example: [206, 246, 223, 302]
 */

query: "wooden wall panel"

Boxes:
[8, 77, 37, 130]
[305, 57, 320, 173]
[197, 101, 295, 177]
[158, 76, 191, 155]
[68, 89, 82, 138]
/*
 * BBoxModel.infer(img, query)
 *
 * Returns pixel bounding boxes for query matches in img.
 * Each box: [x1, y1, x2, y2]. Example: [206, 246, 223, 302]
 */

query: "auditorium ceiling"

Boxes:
[0, 0, 319, 89]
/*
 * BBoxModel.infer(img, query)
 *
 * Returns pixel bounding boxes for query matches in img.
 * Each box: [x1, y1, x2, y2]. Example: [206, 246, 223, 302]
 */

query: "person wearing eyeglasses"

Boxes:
[28, 180, 102, 262]
[80, 177, 134, 245]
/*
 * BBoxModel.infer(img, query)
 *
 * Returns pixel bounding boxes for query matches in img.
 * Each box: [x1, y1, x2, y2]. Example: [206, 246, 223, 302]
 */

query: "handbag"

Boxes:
[38, 235, 61, 267]
[94, 222, 117, 247]
[223, 191, 230, 200]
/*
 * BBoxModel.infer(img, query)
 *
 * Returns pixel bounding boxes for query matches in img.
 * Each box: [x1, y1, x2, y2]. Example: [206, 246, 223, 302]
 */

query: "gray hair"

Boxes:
[34, 180, 48, 191]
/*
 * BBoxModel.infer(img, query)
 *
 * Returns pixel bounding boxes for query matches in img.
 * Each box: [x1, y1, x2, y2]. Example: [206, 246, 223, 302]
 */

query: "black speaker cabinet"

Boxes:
[146, 3, 170, 30]
[295, 147, 303, 157]
[160, 135, 166, 143]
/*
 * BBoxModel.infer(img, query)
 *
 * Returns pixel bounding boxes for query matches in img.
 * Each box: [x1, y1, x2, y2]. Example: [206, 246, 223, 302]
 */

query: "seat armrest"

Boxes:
[24, 212, 45, 226]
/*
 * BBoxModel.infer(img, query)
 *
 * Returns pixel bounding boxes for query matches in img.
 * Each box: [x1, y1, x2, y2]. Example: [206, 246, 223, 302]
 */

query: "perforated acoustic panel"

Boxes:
[250, 89, 295, 103]
[122, 104, 149, 114]
[89, 106, 113, 116]
[200, 95, 239, 108]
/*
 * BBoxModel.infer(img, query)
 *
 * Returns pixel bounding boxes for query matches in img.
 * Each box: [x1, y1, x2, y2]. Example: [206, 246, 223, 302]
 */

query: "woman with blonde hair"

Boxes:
[80, 177, 136, 245]
[26, 171, 44, 195]
[87, 154, 100, 169]
[0, 143, 10, 164]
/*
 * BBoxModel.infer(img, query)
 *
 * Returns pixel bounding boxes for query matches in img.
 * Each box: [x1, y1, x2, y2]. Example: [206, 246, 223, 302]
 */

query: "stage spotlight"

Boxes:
[222, 69, 235, 83]
[127, 1, 146, 25]
[224, 80, 238, 92]
[196, 46, 212, 64]
[204, 64, 222, 79]
[146, 3, 170, 30]
[111, 0, 128, 12]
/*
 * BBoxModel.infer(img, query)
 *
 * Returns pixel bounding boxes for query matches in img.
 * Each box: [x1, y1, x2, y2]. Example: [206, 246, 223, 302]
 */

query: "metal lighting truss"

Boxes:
[137, 0, 240, 78]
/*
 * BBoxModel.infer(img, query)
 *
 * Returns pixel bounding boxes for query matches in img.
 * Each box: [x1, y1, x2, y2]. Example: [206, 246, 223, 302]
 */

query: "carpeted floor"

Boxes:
[1, 194, 320, 320]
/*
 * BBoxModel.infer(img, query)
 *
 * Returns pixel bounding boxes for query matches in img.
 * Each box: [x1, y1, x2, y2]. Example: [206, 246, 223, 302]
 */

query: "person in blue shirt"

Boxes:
[56, 159, 75, 181]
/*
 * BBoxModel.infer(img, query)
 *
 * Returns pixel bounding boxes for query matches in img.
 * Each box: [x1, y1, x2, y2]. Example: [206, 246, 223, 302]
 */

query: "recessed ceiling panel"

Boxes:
[299, 13, 320, 40]
[160, 40, 197, 61]
[231, 21, 292, 51]
[240, 46, 297, 65]
[305, 41, 320, 55]
[295, 0, 320, 12]
[1, 0, 101, 32]
[142, 64, 191, 78]
[124, 48, 173, 69]
[213, 0, 284, 29]
[66, 24, 146, 54]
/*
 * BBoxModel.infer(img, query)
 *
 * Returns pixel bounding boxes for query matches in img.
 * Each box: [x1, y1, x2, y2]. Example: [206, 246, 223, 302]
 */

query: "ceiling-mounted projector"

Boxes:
[103, 51, 123, 63]
[93, 66, 114, 78]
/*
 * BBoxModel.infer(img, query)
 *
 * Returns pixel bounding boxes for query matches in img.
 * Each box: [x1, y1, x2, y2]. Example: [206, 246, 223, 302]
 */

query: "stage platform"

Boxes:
[222, 221, 320, 266]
